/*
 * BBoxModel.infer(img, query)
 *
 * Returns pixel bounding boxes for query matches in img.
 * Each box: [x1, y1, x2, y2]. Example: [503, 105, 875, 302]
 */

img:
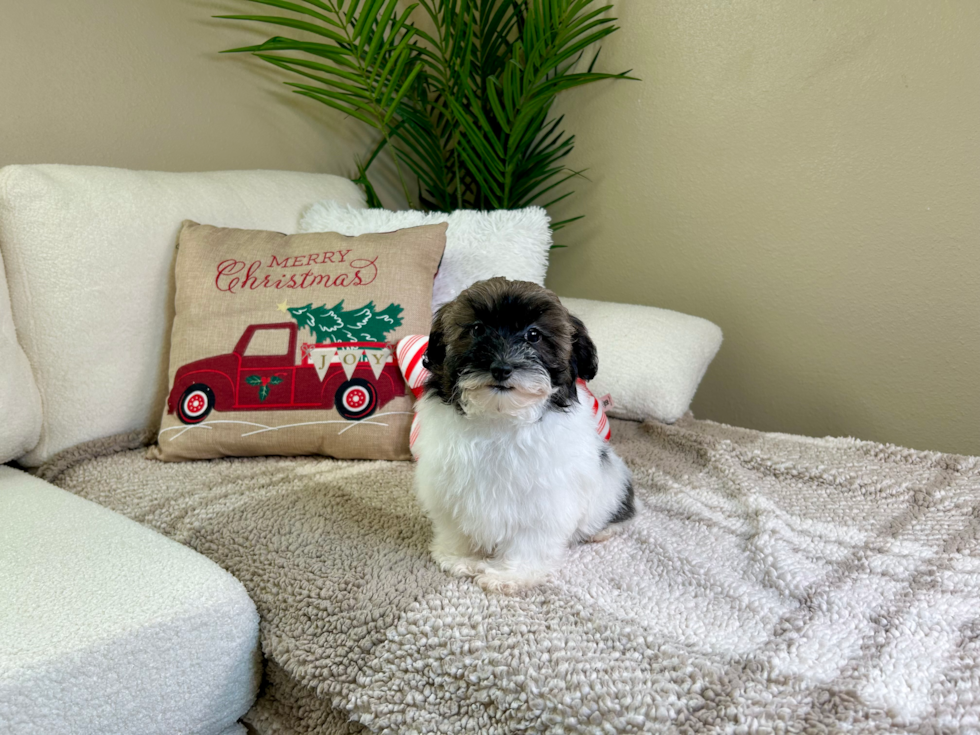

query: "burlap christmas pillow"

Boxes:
[151, 220, 446, 462]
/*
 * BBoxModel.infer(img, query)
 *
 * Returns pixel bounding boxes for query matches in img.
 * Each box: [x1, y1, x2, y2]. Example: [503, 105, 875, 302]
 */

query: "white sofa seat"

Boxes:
[0, 466, 260, 735]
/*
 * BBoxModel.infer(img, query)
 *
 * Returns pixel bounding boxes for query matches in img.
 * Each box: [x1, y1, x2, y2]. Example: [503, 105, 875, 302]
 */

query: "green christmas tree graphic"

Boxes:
[287, 300, 403, 343]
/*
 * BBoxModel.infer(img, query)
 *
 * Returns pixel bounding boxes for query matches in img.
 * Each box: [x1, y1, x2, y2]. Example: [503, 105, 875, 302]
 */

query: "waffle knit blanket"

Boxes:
[38, 417, 980, 734]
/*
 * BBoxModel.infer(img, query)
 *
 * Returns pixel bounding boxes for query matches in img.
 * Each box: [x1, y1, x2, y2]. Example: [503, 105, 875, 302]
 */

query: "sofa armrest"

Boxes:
[560, 297, 722, 424]
[0, 466, 260, 735]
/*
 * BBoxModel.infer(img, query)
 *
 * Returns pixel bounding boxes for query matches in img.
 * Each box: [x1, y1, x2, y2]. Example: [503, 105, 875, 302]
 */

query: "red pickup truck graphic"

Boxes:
[167, 322, 405, 424]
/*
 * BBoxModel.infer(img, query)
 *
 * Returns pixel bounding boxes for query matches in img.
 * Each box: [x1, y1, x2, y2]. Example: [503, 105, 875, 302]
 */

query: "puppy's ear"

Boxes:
[423, 305, 448, 371]
[569, 315, 598, 381]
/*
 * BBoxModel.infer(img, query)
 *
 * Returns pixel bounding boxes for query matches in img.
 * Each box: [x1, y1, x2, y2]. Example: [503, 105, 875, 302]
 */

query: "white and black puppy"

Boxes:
[413, 277, 635, 592]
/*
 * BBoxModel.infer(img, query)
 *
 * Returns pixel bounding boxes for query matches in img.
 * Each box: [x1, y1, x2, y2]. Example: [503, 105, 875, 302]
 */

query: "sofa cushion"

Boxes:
[0, 164, 366, 466]
[299, 202, 552, 311]
[0, 465, 260, 735]
[560, 297, 723, 424]
[0, 245, 41, 463]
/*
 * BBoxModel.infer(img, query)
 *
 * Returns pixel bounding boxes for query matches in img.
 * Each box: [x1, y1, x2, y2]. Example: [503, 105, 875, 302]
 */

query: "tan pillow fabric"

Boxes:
[151, 221, 446, 462]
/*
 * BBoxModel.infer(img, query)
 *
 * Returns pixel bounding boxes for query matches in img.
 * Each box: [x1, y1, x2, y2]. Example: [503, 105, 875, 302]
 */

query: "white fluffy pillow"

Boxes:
[561, 297, 723, 424]
[299, 202, 551, 311]
[300, 203, 721, 425]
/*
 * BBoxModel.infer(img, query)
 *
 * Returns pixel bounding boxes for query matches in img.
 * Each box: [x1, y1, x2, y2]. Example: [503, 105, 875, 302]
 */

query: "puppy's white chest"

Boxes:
[413, 396, 599, 548]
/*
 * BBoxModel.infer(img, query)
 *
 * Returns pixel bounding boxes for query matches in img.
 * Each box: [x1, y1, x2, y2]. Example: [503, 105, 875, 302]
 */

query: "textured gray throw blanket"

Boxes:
[40, 417, 980, 734]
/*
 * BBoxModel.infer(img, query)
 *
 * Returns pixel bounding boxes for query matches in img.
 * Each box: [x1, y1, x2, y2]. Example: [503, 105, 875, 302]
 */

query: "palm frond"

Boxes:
[218, 0, 636, 227]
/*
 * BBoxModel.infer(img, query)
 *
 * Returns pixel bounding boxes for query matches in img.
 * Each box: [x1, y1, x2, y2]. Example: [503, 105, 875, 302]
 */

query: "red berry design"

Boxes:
[245, 374, 283, 402]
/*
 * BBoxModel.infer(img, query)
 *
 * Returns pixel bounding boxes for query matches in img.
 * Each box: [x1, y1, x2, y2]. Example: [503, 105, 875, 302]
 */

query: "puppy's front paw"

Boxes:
[432, 552, 487, 578]
[475, 570, 545, 594]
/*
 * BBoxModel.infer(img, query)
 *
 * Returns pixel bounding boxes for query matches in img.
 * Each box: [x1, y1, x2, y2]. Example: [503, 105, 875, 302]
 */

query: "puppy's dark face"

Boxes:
[424, 277, 597, 419]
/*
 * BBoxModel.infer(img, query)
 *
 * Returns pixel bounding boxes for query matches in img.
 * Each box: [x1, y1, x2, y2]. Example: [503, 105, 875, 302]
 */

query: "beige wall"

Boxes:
[547, 2, 980, 456]
[0, 0, 395, 194]
[2, 1, 977, 454]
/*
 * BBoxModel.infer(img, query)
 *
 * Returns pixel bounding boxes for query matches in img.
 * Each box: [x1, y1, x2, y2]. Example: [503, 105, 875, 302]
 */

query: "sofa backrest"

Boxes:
[0, 165, 365, 466]
[0, 243, 42, 464]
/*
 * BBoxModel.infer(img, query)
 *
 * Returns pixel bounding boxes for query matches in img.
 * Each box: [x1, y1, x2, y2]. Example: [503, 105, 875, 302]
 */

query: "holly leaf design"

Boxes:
[258, 385, 270, 402]
[245, 375, 262, 386]
[269, 375, 283, 385]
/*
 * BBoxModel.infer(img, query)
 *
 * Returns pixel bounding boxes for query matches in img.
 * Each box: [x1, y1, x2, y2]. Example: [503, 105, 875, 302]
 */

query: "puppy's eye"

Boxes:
[525, 327, 541, 344]
[471, 323, 485, 337]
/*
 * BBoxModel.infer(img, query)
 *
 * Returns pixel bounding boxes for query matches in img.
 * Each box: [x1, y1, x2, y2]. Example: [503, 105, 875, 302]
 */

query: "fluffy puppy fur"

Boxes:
[413, 277, 635, 593]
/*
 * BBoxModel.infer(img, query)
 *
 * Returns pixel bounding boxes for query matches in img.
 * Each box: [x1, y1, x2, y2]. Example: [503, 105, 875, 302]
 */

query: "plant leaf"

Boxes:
[217, 0, 637, 227]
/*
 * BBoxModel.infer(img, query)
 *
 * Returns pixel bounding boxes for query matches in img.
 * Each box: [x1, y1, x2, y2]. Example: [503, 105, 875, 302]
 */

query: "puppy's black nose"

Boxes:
[490, 365, 513, 382]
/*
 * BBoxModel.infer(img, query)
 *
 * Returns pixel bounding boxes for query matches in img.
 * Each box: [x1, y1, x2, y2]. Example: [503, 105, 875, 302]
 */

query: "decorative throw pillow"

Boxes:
[560, 298, 723, 424]
[298, 202, 551, 311]
[150, 221, 447, 462]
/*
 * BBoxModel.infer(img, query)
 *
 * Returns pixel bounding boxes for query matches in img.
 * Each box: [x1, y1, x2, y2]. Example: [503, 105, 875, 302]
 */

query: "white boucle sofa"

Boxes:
[0, 165, 370, 735]
[0, 165, 721, 734]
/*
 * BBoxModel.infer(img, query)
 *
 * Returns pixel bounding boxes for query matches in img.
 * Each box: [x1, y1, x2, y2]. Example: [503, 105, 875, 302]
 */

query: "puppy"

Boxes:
[413, 277, 635, 592]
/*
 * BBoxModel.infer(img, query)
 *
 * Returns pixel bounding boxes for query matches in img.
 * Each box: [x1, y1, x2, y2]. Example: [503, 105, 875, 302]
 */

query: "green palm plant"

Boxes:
[218, 0, 635, 234]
